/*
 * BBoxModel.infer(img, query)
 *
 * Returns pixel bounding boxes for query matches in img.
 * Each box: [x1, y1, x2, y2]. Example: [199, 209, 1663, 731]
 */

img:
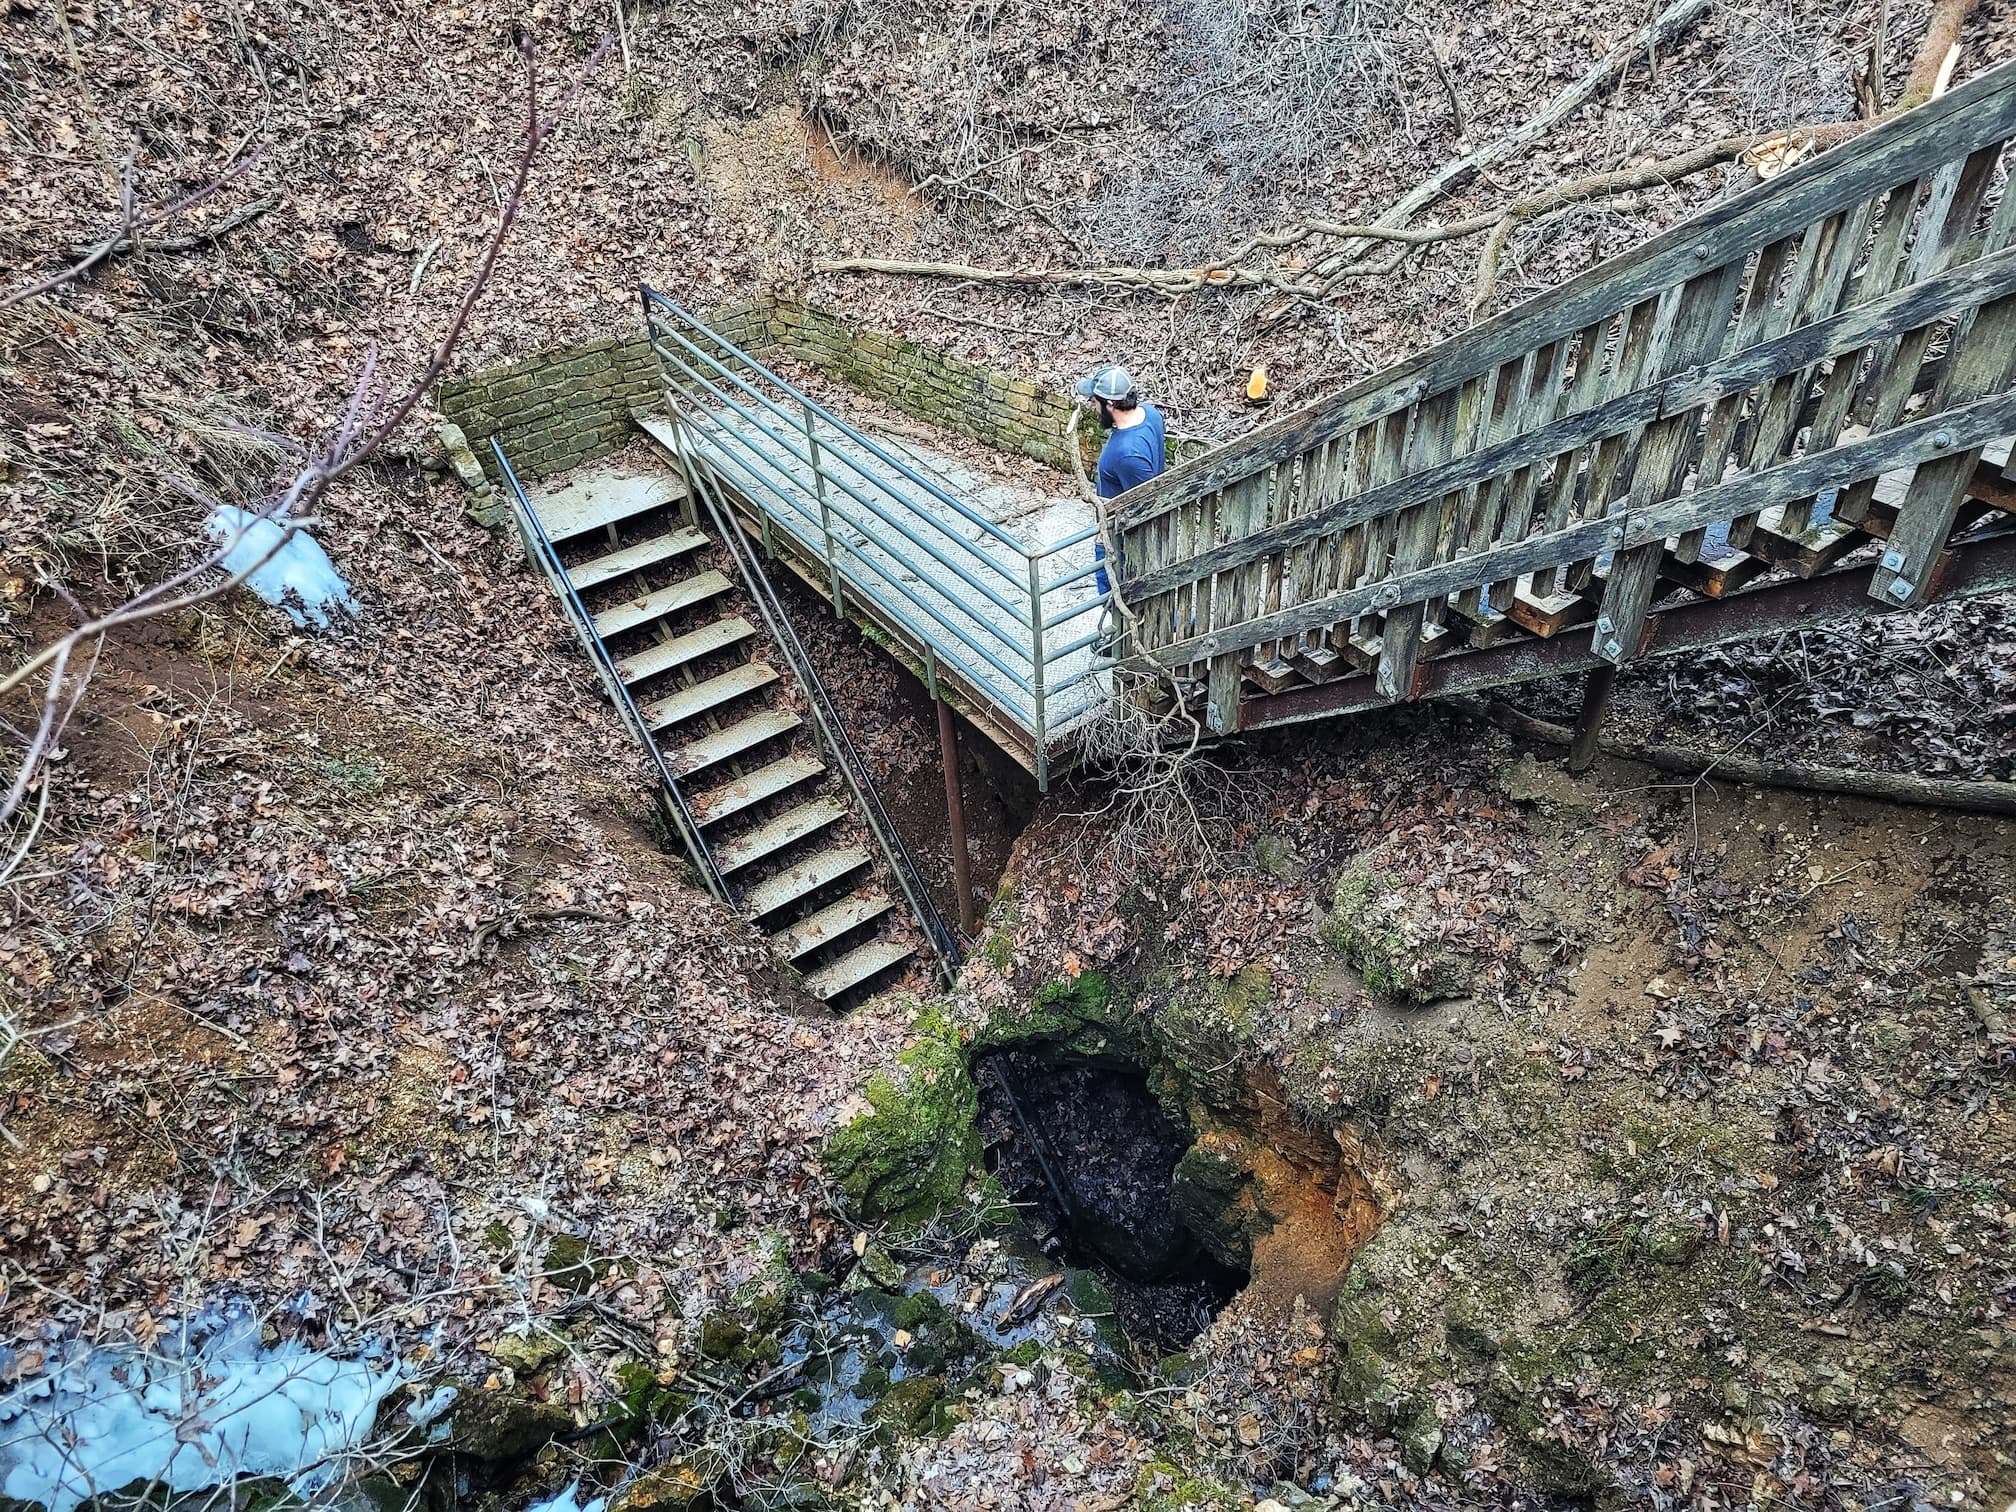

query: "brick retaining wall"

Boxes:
[435, 289, 1198, 495]
[434, 298, 773, 483]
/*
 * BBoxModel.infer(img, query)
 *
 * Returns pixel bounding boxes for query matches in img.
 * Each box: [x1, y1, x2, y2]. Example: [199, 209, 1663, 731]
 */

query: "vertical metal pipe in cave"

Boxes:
[938, 696, 976, 935]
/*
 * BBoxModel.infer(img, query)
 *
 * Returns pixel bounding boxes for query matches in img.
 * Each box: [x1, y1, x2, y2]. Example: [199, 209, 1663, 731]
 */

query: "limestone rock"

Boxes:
[1501, 751, 1592, 814]
[1320, 854, 1475, 1003]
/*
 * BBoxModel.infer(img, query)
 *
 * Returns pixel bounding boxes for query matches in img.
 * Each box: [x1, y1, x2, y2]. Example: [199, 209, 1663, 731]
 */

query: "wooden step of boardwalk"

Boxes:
[615, 617, 756, 687]
[713, 797, 848, 873]
[568, 527, 707, 590]
[673, 709, 801, 776]
[773, 892, 894, 959]
[535, 469, 687, 544]
[742, 845, 870, 917]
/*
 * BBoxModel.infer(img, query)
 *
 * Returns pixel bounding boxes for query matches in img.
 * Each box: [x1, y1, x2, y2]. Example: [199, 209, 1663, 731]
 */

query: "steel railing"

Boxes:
[491, 440, 733, 907]
[641, 288, 1110, 789]
[657, 414, 965, 983]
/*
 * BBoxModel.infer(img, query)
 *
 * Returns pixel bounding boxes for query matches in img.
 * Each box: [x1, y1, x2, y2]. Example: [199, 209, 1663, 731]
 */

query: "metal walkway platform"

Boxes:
[640, 294, 1113, 788]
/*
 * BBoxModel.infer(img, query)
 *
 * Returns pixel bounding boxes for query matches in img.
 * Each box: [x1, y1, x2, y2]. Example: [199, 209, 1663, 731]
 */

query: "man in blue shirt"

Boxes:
[1074, 365, 1165, 608]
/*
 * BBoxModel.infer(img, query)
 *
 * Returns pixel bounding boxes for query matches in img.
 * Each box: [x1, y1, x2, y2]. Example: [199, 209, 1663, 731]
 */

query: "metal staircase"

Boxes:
[493, 444, 959, 1003]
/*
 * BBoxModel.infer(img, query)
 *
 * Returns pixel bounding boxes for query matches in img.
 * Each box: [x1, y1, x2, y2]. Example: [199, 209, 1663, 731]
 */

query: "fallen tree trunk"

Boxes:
[1458, 697, 2016, 816]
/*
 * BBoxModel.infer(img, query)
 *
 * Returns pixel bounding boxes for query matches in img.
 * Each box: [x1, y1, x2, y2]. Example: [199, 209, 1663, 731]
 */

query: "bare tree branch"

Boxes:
[1, 37, 613, 860]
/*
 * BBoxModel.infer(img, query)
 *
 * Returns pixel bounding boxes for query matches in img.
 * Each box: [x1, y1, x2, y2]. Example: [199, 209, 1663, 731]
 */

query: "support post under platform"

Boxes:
[1568, 664, 1617, 774]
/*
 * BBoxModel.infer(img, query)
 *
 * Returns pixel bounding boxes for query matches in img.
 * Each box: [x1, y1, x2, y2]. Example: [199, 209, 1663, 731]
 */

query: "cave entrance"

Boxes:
[977, 1050, 1248, 1350]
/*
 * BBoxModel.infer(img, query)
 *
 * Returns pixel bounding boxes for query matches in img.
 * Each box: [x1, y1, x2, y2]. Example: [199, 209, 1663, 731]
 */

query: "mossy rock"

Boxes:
[432, 1381, 573, 1459]
[1321, 855, 1475, 1003]
[866, 1374, 946, 1435]
[608, 1453, 723, 1512]
[698, 1315, 746, 1360]
[974, 972, 1134, 1060]
[1169, 1133, 1270, 1271]
[823, 1013, 980, 1224]
[1132, 1462, 1246, 1512]
[489, 1331, 568, 1375]
[542, 1233, 598, 1294]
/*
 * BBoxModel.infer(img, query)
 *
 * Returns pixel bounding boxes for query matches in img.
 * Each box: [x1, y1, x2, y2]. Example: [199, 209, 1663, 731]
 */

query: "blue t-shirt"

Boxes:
[1093, 405, 1164, 598]
[1096, 404, 1166, 499]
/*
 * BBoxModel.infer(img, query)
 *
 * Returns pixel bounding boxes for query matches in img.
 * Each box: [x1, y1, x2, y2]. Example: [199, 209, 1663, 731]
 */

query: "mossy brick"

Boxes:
[488, 374, 537, 399]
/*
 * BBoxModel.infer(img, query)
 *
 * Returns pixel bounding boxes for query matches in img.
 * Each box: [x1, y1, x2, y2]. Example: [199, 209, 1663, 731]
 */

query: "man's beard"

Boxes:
[1096, 402, 1116, 430]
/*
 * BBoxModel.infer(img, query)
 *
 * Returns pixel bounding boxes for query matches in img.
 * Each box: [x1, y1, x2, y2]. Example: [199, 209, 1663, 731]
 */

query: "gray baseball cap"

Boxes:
[1074, 365, 1134, 401]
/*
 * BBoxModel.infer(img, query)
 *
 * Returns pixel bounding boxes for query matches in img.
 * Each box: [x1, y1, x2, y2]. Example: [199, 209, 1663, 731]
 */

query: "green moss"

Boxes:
[973, 972, 1134, 1059]
[866, 1374, 947, 1435]
[698, 1315, 746, 1360]
[1322, 856, 1474, 1002]
[542, 1233, 597, 1294]
[999, 1339, 1044, 1367]
[1321, 860, 1413, 997]
[1132, 1461, 1246, 1512]
[1209, 965, 1271, 1028]
[823, 1017, 980, 1225]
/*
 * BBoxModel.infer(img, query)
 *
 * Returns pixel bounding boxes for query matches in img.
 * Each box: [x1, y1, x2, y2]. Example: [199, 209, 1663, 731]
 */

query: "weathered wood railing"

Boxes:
[1111, 63, 2016, 733]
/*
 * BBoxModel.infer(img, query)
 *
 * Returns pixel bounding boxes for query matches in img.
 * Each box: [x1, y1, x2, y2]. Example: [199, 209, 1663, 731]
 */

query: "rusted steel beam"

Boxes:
[1238, 529, 2016, 731]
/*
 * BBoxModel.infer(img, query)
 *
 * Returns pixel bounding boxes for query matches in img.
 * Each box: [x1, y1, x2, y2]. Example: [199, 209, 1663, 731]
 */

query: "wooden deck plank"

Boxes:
[615, 617, 756, 687]
[672, 709, 800, 776]
[640, 662, 778, 732]
[773, 892, 895, 960]
[533, 470, 686, 543]
[714, 797, 848, 873]
[804, 937, 914, 1000]
[692, 752, 826, 826]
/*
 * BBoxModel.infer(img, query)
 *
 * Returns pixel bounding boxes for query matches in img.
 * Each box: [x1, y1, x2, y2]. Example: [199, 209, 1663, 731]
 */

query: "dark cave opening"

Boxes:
[977, 1050, 1248, 1351]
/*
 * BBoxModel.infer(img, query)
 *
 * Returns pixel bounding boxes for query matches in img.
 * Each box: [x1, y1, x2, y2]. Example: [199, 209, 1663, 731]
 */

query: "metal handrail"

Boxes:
[651, 336, 1034, 628]
[644, 289, 1029, 554]
[656, 408, 965, 983]
[664, 395, 1042, 691]
[649, 318, 1028, 594]
[490, 441, 734, 907]
[640, 288, 1114, 785]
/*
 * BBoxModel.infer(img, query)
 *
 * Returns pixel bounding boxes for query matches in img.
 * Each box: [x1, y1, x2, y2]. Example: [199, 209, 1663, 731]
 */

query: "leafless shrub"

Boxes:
[1088, 0, 1412, 263]
[1718, 0, 1866, 129]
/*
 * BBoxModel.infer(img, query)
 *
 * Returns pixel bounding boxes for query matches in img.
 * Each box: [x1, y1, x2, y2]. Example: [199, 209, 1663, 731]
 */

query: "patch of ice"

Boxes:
[0, 1304, 401, 1512]
[205, 506, 361, 630]
[520, 1480, 606, 1512]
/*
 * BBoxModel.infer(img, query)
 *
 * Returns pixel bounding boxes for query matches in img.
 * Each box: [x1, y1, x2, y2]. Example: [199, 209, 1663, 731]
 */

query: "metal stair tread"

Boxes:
[672, 709, 800, 776]
[714, 797, 848, 872]
[568, 527, 708, 590]
[773, 892, 894, 960]
[532, 470, 686, 542]
[640, 661, 778, 731]
[616, 617, 756, 687]
[693, 752, 827, 825]
[592, 570, 732, 638]
[803, 937, 915, 1001]
[741, 845, 870, 916]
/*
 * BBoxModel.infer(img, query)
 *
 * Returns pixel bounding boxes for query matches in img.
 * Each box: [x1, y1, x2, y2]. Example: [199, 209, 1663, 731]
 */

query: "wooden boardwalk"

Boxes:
[1108, 63, 2016, 736]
